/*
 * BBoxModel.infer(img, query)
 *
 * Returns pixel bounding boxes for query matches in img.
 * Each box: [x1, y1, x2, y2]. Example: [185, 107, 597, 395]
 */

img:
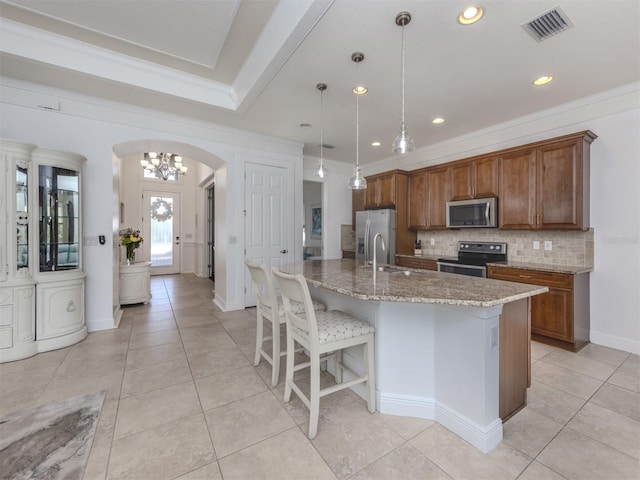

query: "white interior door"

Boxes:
[244, 162, 292, 306]
[143, 191, 180, 275]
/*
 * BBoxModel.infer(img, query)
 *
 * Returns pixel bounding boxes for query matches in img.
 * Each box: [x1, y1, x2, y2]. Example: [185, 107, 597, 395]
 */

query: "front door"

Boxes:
[143, 191, 180, 275]
[244, 162, 291, 306]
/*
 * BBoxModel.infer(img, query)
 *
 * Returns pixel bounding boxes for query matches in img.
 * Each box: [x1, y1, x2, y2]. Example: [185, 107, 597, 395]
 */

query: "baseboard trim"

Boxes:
[378, 391, 502, 453]
[590, 331, 640, 355]
[86, 316, 117, 332]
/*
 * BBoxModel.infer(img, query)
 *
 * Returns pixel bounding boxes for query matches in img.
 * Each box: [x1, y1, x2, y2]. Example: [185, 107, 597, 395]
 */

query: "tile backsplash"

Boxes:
[341, 224, 593, 268]
[416, 228, 594, 267]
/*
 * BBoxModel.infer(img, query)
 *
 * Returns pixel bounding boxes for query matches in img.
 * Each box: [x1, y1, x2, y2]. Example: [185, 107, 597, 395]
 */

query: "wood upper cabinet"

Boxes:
[407, 167, 450, 230]
[499, 148, 537, 229]
[428, 166, 450, 229]
[364, 172, 397, 209]
[450, 157, 498, 201]
[408, 170, 428, 229]
[351, 189, 365, 230]
[499, 131, 596, 230]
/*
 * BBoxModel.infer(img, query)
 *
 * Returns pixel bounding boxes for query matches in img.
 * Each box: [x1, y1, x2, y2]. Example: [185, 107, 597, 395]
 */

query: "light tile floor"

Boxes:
[1, 273, 638, 479]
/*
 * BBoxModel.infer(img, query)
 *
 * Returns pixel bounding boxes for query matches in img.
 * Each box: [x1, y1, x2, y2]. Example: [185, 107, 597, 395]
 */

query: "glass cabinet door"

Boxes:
[39, 166, 80, 272]
[16, 165, 29, 272]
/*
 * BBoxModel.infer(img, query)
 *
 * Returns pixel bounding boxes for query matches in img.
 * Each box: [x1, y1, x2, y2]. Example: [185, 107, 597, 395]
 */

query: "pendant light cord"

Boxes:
[320, 87, 324, 162]
[356, 88, 360, 168]
[401, 23, 406, 125]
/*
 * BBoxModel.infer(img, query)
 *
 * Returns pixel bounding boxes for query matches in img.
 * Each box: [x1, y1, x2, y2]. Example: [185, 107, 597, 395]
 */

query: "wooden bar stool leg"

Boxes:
[271, 321, 281, 386]
[309, 353, 321, 440]
[254, 312, 263, 367]
[284, 335, 295, 403]
[366, 336, 376, 413]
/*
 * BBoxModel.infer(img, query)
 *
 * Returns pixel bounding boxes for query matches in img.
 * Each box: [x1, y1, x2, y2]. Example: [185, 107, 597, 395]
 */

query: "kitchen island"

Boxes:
[279, 259, 548, 452]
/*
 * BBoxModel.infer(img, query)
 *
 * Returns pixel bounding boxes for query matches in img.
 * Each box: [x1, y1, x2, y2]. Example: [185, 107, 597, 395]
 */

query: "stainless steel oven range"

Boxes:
[437, 241, 507, 278]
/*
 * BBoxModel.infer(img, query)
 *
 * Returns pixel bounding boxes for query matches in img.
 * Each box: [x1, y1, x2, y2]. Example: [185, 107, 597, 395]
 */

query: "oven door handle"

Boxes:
[437, 262, 486, 271]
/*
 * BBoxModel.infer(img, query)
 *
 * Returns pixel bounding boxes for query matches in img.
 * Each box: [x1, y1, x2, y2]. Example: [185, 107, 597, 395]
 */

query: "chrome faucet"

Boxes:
[372, 233, 386, 277]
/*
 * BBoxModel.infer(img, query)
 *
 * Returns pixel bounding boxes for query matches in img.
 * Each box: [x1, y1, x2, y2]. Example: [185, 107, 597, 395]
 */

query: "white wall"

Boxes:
[361, 83, 640, 354]
[0, 78, 303, 329]
[303, 158, 353, 260]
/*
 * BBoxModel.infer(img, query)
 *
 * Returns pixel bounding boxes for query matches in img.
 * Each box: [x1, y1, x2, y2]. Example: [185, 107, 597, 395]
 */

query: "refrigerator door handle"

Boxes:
[364, 219, 370, 262]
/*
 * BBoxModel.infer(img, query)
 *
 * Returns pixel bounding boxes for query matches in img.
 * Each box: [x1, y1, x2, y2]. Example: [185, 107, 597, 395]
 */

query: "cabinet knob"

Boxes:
[519, 274, 532, 279]
[66, 300, 76, 312]
[280, 249, 288, 254]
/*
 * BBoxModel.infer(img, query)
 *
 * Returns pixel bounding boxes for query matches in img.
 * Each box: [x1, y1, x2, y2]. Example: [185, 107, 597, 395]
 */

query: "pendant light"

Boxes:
[391, 11, 415, 154]
[313, 83, 329, 179]
[348, 52, 367, 190]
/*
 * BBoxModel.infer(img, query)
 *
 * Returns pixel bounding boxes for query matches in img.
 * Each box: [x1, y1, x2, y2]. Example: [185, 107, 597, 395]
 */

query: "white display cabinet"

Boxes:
[0, 139, 87, 362]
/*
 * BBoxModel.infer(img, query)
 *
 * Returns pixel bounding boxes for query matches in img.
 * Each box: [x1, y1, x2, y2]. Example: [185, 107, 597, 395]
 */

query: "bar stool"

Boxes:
[272, 267, 376, 439]
[244, 259, 325, 386]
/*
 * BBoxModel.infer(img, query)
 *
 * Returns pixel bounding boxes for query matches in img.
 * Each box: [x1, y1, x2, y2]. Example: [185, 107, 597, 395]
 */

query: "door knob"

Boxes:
[280, 249, 288, 254]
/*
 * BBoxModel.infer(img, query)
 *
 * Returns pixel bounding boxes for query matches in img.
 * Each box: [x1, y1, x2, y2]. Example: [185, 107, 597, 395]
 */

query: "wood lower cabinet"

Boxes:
[407, 167, 450, 230]
[488, 266, 590, 352]
[450, 157, 499, 201]
[499, 131, 596, 230]
[395, 255, 437, 271]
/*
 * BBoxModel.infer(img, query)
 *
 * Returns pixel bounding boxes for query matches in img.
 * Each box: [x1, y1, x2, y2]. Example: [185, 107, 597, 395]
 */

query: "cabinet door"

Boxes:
[364, 178, 379, 208]
[499, 149, 536, 229]
[531, 288, 573, 342]
[378, 174, 396, 207]
[474, 157, 499, 198]
[450, 162, 473, 201]
[352, 189, 365, 229]
[427, 167, 450, 229]
[537, 139, 583, 229]
[408, 171, 428, 229]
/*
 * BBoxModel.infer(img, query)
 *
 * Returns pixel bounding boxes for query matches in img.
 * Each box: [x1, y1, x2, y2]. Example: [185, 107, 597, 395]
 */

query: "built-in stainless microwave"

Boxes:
[446, 198, 497, 228]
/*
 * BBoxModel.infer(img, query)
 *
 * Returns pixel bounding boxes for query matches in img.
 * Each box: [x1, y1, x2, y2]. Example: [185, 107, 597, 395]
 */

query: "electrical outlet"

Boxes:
[533, 241, 540, 250]
[430, 238, 435, 246]
[544, 240, 553, 251]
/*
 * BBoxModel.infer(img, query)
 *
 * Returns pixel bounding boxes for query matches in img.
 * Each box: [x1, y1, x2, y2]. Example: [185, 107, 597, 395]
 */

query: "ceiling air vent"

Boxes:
[522, 6, 574, 42]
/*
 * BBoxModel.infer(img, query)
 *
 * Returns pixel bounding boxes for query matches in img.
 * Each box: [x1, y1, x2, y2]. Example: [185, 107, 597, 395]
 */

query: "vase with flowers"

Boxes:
[120, 228, 143, 265]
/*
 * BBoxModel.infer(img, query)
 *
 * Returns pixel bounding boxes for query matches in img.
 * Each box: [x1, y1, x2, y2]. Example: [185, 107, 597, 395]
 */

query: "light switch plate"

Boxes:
[533, 241, 540, 250]
[544, 240, 553, 251]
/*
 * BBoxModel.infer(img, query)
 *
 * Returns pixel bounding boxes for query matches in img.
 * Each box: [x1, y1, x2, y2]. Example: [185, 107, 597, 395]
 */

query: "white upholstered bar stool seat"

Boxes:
[244, 259, 325, 386]
[272, 267, 376, 440]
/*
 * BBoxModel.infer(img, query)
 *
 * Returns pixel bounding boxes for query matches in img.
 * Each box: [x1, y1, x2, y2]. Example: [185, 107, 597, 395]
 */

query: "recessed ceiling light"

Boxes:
[352, 85, 368, 95]
[432, 117, 445, 124]
[458, 5, 484, 25]
[300, 123, 312, 128]
[533, 75, 554, 86]
[371, 141, 381, 147]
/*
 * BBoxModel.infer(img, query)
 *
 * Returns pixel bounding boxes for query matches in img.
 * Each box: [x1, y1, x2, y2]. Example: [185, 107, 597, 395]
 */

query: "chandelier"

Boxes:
[140, 152, 188, 181]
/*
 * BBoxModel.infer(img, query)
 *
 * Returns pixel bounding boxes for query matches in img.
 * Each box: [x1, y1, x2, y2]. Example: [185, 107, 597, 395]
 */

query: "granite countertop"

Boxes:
[279, 259, 547, 308]
[487, 261, 593, 275]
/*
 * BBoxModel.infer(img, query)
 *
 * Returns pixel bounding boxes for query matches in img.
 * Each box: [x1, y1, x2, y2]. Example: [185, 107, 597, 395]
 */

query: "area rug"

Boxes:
[0, 390, 106, 480]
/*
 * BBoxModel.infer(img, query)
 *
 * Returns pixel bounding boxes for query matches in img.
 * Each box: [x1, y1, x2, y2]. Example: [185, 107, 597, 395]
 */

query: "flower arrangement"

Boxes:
[119, 228, 143, 264]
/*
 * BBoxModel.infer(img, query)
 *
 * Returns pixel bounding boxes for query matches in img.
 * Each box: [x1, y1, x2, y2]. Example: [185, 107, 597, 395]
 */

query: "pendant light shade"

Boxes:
[348, 52, 367, 190]
[313, 83, 328, 179]
[392, 11, 415, 154]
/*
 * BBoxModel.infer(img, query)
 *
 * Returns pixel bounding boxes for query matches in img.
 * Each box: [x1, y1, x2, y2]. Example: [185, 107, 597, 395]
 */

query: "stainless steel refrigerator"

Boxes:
[355, 209, 396, 265]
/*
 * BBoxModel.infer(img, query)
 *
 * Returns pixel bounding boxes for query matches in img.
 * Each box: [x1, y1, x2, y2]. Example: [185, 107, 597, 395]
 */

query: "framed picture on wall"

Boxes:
[311, 204, 322, 238]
